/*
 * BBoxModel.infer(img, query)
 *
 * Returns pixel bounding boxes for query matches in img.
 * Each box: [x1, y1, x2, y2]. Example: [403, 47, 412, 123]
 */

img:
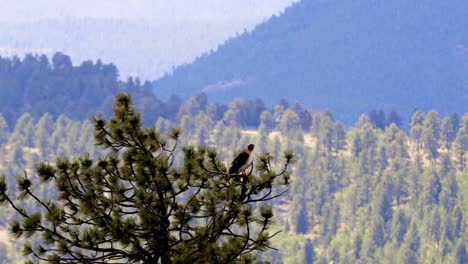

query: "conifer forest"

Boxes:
[0, 56, 466, 262]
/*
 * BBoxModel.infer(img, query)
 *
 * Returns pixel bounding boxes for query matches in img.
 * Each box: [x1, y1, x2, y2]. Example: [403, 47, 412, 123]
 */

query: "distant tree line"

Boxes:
[0, 53, 180, 126]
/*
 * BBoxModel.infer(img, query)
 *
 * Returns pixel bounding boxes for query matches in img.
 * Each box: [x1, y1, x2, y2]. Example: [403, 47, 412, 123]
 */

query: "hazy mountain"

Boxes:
[153, 0, 468, 123]
[0, 0, 296, 79]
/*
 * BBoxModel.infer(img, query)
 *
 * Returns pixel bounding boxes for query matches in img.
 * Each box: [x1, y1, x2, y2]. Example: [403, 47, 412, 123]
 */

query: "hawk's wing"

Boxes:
[229, 151, 249, 174]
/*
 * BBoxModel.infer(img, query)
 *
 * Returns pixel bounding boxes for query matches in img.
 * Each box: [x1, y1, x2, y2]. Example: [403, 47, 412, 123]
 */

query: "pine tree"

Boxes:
[295, 201, 309, 234]
[34, 113, 54, 158]
[350, 132, 362, 158]
[48, 115, 72, 157]
[391, 210, 408, 246]
[278, 109, 301, 134]
[304, 239, 315, 264]
[440, 113, 460, 150]
[0, 113, 8, 144]
[386, 111, 402, 128]
[0, 94, 293, 263]
[7, 112, 35, 147]
[425, 208, 442, 249]
[453, 239, 467, 264]
[453, 124, 468, 171]
[398, 222, 420, 264]
[450, 206, 464, 242]
[439, 172, 458, 212]
[368, 109, 386, 130]
[422, 110, 441, 162]
[372, 181, 393, 223]
[258, 110, 274, 133]
[410, 110, 425, 153]
[422, 169, 442, 206]
[332, 121, 346, 156]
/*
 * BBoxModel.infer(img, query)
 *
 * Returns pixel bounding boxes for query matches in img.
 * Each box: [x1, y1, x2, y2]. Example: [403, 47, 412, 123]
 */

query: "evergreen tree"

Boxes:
[399, 222, 420, 264]
[356, 114, 370, 128]
[386, 111, 402, 128]
[272, 136, 282, 163]
[385, 124, 409, 161]
[423, 208, 443, 250]
[358, 124, 378, 175]
[0, 94, 293, 263]
[7, 112, 35, 147]
[391, 210, 408, 246]
[410, 110, 425, 153]
[397, 244, 419, 264]
[450, 206, 464, 242]
[376, 146, 388, 176]
[422, 169, 442, 206]
[332, 121, 346, 155]
[360, 216, 386, 259]
[178, 93, 208, 117]
[453, 124, 468, 171]
[0, 113, 8, 144]
[422, 110, 441, 162]
[258, 110, 274, 133]
[223, 99, 245, 127]
[372, 181, 393, 223]
[34, 113, 54, 158]
[295, 200, 309, 234]
[77, 121, 96, 156]
[440, 113, 460, 150]
[304, 239, 315, 264]
[48, 115, 73, 157]
[453, 239, 467, 264]
[368, 109, 386, 130]
[316, 116, 334, 155]
[278, 109, 301, 134]
[439, 153, 453, 176]
[164, 95, 183, 120]
[439, 172, 458, 212]
[350, 131, 362, 158]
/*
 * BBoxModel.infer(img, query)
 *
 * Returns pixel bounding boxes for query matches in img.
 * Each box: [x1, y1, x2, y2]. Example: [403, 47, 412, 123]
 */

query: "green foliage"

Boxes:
[0, 94, 292, 263]
[440, 113, 460, 150]
[277, 109, 300, 134]
[422, 110, 441, 162]
[453, 115, 468, 170]
[0, 54, 183, 126]
[0, 114, 7, 144]
[0, 97, 466, 264]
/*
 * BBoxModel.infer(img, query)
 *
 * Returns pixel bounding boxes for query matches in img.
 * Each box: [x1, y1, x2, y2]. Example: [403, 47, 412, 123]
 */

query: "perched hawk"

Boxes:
[229, 144, 255, 175]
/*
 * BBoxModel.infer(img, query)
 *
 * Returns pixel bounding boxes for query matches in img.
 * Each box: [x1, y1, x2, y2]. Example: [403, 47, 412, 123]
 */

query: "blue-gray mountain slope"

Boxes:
[153, 0, 468, 122]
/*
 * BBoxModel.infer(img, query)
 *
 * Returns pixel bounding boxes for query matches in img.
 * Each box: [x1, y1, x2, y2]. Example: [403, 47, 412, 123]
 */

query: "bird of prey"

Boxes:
[229, 144, 255, 175]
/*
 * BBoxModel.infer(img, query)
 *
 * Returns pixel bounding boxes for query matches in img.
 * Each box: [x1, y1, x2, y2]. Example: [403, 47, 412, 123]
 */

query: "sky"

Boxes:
[0, 0, 297, 79]
[0, 0, 297, 22]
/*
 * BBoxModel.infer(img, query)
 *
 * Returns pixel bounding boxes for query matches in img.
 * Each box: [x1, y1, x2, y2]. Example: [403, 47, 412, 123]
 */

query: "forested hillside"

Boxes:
[153, 0, 468, 123]
[0, 53, 315, 130]
[0, 53, 182, 126]
[1, 100, 466, 263]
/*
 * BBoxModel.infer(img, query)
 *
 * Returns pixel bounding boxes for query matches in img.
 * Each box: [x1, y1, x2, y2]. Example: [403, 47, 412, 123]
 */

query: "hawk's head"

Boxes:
[247, 144, 255, 151]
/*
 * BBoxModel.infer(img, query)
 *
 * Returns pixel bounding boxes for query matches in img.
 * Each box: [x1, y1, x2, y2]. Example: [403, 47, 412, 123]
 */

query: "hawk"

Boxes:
[229, 144, 255, 175]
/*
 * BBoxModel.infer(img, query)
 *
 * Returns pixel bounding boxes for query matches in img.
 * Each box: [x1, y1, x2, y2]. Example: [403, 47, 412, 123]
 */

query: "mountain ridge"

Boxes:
[153, 0, 468, 123]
